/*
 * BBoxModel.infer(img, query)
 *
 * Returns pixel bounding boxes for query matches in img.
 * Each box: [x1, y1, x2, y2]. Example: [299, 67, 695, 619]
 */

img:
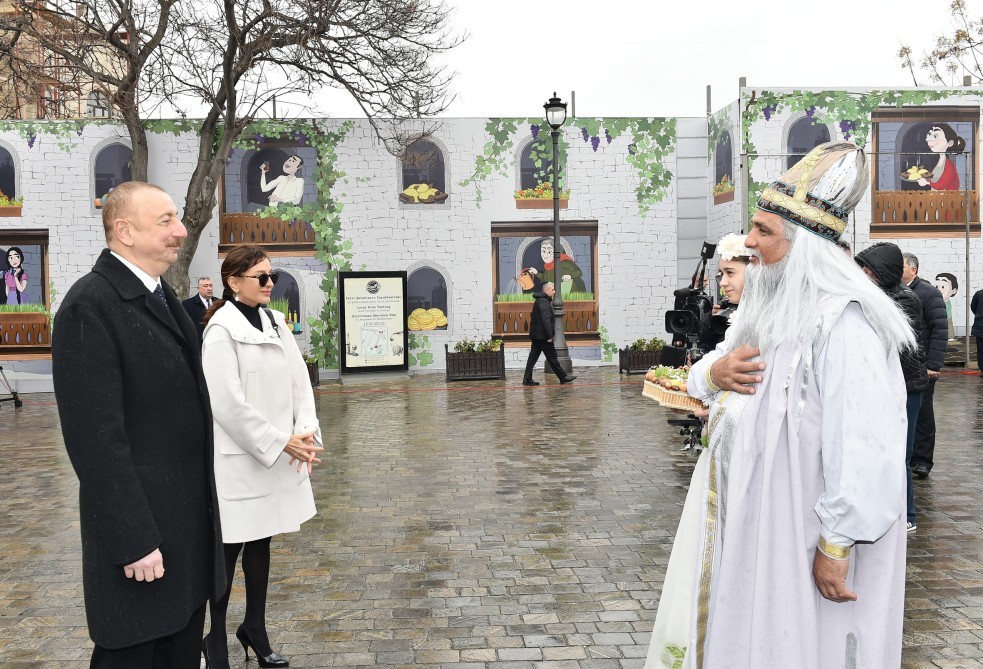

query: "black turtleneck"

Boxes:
[232, 299, 264, 332]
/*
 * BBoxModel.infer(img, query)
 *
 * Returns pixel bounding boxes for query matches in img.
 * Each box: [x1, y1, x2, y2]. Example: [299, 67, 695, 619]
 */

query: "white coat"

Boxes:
[202, 302, 319, 543]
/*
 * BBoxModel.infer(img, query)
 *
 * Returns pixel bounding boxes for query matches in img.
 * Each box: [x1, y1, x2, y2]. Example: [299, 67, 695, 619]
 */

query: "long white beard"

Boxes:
[727, 256, 789, 351]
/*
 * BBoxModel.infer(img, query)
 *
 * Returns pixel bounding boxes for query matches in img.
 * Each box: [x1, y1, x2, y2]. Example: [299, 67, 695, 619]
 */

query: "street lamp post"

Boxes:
[544, 93, 573, 375]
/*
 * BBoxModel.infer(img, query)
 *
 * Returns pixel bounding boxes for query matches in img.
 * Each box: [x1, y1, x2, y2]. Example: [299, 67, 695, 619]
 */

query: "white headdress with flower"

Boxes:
[717, 233, 751, 261]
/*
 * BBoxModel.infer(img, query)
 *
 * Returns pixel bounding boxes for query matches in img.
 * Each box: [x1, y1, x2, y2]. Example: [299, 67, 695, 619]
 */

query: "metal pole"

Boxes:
[965, 154, 972, 368]
[551, 127, 573, 375]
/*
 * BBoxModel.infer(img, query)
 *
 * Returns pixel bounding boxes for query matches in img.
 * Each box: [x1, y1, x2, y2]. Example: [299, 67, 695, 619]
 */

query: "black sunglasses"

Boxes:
[238, 271, 280, 287]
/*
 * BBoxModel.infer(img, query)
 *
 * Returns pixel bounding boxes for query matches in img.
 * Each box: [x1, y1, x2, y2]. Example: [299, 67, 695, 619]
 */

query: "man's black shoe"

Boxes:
[522, 380, 540, 386]
[912, 464, 929, 479]
[560, 375, 577, 384]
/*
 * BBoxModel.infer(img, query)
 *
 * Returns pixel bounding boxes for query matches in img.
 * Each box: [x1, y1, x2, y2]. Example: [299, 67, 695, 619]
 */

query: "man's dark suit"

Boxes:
[523, 290, 568, 383]
[52, 250, 225, 660]
[182, 294, 210, 345]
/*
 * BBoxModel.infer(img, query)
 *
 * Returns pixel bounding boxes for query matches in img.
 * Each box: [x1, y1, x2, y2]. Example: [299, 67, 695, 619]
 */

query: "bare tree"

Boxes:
[898, 0, 983, 86]
[0, 0, 175, 181]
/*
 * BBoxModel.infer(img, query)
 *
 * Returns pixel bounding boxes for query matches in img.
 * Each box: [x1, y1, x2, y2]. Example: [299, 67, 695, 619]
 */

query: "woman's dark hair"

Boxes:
[6, 246, 24, 266]
[931, 123, 966, 154]
[202, 245, 269, 326]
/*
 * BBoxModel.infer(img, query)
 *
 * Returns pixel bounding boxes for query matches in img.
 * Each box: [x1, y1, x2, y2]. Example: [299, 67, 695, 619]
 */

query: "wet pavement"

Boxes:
[1, 367, 982, 668]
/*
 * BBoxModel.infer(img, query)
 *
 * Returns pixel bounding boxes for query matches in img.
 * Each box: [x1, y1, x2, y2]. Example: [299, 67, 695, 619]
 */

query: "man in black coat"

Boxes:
[182, 276, 214, 345]
[902, 252, 948, 479]
[522, 282, 577, 386]
[52, 182, 225, 668]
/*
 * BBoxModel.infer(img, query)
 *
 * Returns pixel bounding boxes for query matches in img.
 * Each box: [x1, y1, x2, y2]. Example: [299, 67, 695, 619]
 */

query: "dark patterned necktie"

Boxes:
[153, 283, 168, 307]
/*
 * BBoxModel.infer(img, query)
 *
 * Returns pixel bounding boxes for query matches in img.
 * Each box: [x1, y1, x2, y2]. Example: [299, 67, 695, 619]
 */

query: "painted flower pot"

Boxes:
[713, 190, 735, 205]
[515, 198, 569, 210]
[305, 361, 319, 387]
[93, 198, 103, 208]
[0, 205, 22, 217]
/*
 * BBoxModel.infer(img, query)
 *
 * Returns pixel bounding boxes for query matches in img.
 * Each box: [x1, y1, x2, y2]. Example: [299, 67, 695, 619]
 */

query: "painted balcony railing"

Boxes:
[493, 300, 598, 340]
[0, 312, 50, 350]
[873, 190, 979, 229]
[219, 213, 316, 252]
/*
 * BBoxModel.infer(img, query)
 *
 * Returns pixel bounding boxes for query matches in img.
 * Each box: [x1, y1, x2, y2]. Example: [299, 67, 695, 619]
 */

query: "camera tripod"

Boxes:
[667, 414, 703, 453]
[0, 365, 23, 409]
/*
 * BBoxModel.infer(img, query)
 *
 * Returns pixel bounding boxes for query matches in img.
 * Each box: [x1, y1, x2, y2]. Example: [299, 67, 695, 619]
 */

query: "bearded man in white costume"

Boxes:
[645, 142, 914, 669]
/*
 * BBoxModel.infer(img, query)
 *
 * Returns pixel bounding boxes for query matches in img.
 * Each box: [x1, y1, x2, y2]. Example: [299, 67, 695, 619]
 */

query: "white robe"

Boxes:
[646, 299, 908, 669]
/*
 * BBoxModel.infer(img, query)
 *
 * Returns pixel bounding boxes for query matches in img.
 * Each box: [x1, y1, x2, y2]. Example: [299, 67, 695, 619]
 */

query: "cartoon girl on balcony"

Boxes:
[916, 123, 966, 191]
[259, 154, 305, 207]
[5, 246, 28, 304]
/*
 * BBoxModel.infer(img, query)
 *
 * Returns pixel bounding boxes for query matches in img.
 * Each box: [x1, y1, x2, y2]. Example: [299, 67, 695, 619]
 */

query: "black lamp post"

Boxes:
[543, 92, 573, 375]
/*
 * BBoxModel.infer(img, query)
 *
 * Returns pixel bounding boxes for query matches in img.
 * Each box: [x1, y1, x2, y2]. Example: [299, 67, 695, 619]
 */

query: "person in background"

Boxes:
[183, 276, 215, 345]
[902, 253, 948, 480]
[200, 245, 323, 669]
[522, 281, 577, 386]
[856, 242, 928, 532]
[972, 286, 983, 376]
[52, 182, 224, 668]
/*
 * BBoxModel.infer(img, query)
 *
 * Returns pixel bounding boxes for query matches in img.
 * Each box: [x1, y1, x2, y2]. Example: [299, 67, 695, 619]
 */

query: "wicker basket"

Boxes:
[642, 380, 704, 411]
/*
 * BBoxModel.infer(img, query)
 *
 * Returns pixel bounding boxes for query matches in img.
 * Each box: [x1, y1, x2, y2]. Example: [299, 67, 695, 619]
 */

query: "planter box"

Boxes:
[515, 198, 568, 210]
[0, 205, 23, 217]
[619, 348, 663, 375]
[713, 190, 735, 205]
[445, 344, 505, 382]
[0, 311, 50, 348]
[306, 361, 319, 387]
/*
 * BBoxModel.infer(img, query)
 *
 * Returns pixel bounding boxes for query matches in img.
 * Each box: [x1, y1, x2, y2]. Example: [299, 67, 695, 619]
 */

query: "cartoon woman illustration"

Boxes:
[916, 123, 966, 191]
[5, 246, 28, 304]
[260, 154, 305, 207]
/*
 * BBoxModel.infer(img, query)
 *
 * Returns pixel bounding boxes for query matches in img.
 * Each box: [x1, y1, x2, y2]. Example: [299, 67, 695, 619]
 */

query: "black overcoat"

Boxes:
[529, 291, 555, 340]
[182, 294, 208, 345]
[52, 249, 225, 649]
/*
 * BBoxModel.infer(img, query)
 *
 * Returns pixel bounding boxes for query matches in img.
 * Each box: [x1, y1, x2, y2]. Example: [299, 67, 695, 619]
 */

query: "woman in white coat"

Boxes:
[200, 245, 322, 669]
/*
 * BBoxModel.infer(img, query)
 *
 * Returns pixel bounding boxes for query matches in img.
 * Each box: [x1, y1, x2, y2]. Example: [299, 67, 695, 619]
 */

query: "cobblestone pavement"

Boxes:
[1, 368, 982, 668]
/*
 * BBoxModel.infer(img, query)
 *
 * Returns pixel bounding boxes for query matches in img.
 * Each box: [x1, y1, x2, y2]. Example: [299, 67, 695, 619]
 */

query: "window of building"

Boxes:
[93, 143, 133, 200]
[713, 130, 735, 204]
[519, 140, 556, 191]
[406, 267, 448, 330]
[401, 140, 445, 192]
[0, 147, 15, 202]
[0, 230, 51, 355]
[871, 106, 979, 237]
[86, 91, 112, 118]
[786, 116, 830, 169]
[268, 269, 302, 328]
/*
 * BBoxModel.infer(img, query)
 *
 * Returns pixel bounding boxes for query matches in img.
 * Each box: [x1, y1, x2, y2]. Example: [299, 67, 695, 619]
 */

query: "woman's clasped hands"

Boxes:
[284, 431, 323, 474]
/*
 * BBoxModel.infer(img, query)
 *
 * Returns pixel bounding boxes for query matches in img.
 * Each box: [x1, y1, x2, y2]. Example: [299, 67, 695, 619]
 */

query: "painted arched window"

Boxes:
[269, 269, 301, 323]
[0, 147, 15, 201]
[407, 267, 448, 330]
[519, 141, 556, 190]
[714, 130, 733, 187]
[786, 117, 830, 169]
[401, 140, 445, 193]
[94, 143, 132, 199]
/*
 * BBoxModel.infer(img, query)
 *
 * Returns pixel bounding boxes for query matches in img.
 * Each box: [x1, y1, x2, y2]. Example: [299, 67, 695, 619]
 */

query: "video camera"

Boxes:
[664, 241, 719, 364]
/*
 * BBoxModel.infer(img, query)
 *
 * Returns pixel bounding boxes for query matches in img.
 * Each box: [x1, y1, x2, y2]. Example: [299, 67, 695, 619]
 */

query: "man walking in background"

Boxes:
[902, 252, 948, 479]
[522, 282, 577, 386]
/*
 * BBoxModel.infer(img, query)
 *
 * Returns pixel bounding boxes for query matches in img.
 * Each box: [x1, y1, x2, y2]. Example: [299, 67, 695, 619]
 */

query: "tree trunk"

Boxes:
[119, 89, 149, 182]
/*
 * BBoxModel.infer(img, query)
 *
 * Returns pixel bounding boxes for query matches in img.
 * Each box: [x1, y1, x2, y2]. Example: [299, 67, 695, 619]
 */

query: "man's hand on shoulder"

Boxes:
[709, 345, 765, 394]
[123, 548, 164, 582]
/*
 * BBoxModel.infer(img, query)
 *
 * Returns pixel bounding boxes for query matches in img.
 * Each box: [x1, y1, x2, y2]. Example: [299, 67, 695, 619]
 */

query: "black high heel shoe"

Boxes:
[236, 624, 289, 668]
[202, 635, 232, 669]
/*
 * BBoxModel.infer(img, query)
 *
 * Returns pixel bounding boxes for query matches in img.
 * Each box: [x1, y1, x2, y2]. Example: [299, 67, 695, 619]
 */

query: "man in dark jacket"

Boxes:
[972, 288, 983, 375]
[182, 276, 214, 345]
[902, 252, 948, 479]
[522, 282, 577, 386]
[52, 182, 225, 668]
[857, 242, 928, 531]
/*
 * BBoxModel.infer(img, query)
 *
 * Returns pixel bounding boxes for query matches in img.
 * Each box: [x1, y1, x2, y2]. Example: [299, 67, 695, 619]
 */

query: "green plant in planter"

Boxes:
[453, 337, 503, 354]
[0, 303, 47, 313]
[627, 337, 666, 352]
[0, 190, 23, 207]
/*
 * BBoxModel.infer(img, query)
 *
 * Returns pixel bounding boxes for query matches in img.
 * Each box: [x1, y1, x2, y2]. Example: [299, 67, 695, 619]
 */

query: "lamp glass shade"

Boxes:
[543, 95, 567, 129]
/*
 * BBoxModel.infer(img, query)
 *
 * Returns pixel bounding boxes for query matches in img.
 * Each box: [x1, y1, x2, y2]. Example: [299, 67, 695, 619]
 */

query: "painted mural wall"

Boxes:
[728, 86, 981, 339]
[0, 115, 681, 378]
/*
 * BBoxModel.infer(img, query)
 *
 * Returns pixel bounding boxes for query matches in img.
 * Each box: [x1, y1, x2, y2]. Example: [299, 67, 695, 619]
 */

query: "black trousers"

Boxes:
[911, 377, 937, 472]
[523, 338, 566, 382]
[90, 601, 206, 669]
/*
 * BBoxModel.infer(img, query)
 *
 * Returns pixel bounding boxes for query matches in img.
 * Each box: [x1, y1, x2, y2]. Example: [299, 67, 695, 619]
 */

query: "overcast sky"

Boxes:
[303, 0, 976, 120]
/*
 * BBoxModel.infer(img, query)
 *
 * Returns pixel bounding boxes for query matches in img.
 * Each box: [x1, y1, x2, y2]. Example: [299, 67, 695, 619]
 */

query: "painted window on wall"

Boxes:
[0, 230, 50, 354]
[786, 117, 830, 170]
[491, 222, 598, 341]
[406, 267, 448, 331]
[0, 147, 15, 202]
[399, 140, 447, 204]
[713, 130, 734, 205]
[94, 143, 132, 201]
[871, 106, 979, 237]
[268, 269, 302, 331]
[519, 141, 557, 191]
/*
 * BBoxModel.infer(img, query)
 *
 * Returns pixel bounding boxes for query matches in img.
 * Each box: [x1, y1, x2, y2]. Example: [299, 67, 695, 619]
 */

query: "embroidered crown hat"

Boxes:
[756, 141, 869, 242]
